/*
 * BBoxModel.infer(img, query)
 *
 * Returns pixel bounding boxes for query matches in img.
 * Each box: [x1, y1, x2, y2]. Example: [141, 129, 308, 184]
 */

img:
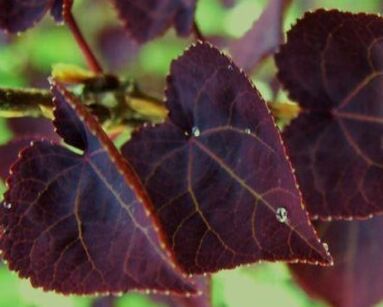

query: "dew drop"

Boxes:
[323, 242, 329, 252]
[3, 202, 12, 209]
[227, 64, 233, 71]
[192, 126, 200, 137]
[276, 207, 288, 223]
[244, 128, 251, 134]
[184, 131, 190, 136]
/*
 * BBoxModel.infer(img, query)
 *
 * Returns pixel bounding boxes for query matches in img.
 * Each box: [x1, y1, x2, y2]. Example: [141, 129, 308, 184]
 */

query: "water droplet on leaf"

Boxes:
[245, 128, 251, 134]
[3, 202, 12, 209]
[276, 207, 288, 223]
[323, 242, 329, 252]
[192, 126, 200, 137]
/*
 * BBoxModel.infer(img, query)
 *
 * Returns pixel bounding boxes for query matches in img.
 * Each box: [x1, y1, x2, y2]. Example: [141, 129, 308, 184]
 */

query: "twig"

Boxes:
[62, 0, 103, 74]
[0, 88, 52, 118]
[0, 84, 167, 125]
[193, 20, 206, 42]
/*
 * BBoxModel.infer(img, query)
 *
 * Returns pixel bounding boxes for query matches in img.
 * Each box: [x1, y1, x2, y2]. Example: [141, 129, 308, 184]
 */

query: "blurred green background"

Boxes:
[1, 0, 383, 306]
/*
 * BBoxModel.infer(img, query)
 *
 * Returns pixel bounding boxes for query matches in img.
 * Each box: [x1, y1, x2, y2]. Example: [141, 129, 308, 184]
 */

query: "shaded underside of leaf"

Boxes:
[230, 0, 291, 73]
[290, 217, 383, 307]
[110, 0, 196, 43]
[0, 80, 195, 295]
[122, 42, 331, 274]
[275, 9, 383, 219]
[0, 0, 51, 33]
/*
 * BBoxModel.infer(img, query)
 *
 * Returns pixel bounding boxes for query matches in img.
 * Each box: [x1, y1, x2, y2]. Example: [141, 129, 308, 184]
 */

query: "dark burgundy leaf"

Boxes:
[151, 276, 211, 307]
[290, 217, 383, 307]
[0, 80, 195, 295]
[50, 0, 64, 23]
[8, 117, 57, 138]
[122, 42, 332, 274]
[275, 10, 383, 219]
[230, 0, 291, 73]
[96, 26, 139, 72]
[0, 0, 51, 33]
[0, 118, 58, 181]
[110, 0, 197, 43]
[0, 138, 31, 180]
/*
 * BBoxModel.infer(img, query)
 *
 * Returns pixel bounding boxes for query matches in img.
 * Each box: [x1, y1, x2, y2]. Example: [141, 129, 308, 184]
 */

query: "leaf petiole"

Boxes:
[62, 0, 103, 74]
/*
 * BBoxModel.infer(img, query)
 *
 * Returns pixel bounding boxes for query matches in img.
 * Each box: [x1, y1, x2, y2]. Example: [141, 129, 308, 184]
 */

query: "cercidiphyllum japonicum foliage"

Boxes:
[121, 42, 331, 274]
[0, 44, 331, 296]
[275, 9, 383, 307]
[2, 0, 383, 307]
[276, 9, 383, 220]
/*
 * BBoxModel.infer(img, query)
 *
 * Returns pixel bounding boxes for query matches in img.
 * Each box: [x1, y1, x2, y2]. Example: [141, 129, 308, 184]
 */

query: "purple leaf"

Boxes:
[0, 0, 52, 33]
[8, 117, 57, 138]
[0, 138, 31, 180]
[0, 80, 195, 295]
[110, 0, 197, 43]
[290, 217, 383, 307]
[96, 26, 139, 71]
[50, 0, 64, 23]
[122, 42, 332, 274]
[0, 118, 58, 181]
[230, 0, 291, 73]
[151, 276, 211, 307]
[276, 10, 383, 219]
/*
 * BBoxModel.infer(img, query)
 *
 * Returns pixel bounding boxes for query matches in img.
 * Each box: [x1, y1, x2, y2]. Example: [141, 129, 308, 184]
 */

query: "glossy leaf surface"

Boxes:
[111, 0, 196, 43]
[230, 0, 291, 73]
[290, 217, 383, 307]
[0, 0, 51, 32]
[0, 80, 195, 295]
[122, 43, 331, 274]
[276, 10, 383, 219]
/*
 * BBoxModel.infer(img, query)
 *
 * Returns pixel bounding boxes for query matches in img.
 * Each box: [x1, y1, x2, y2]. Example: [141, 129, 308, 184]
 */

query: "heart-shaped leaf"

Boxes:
[275, 10, 383, 219]
[110, 0, 196, 43]
[122, 42, 332, 274]
[290, 217, 383, 307]
[0, 80, 195, 295]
